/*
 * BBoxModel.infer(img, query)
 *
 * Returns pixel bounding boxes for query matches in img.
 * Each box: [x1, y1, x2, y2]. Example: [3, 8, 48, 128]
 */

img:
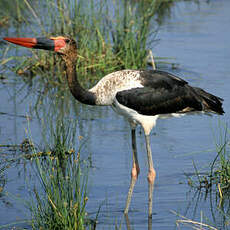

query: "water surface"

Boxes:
[0, 1, 230, 229]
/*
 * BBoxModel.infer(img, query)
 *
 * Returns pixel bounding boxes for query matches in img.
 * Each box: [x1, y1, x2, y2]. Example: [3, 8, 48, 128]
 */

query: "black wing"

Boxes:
[116, 70, 224, 116]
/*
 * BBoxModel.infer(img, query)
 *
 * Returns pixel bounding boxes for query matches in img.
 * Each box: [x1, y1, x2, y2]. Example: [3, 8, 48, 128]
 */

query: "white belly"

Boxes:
[112, 98, 159, 135]
[111, 98, 188, 135]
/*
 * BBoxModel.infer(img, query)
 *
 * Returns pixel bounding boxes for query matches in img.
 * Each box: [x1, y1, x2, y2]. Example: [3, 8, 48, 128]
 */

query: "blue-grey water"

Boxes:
[0, 0, 230, 229]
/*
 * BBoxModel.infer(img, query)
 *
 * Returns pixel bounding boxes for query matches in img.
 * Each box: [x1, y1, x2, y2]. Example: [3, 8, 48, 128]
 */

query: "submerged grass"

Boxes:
[173, 210, 218, 230]
[0, 165, 6, 194]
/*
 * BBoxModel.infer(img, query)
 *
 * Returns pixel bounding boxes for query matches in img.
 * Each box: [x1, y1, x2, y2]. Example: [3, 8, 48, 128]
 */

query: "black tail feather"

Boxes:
[194, 87, 224, 115]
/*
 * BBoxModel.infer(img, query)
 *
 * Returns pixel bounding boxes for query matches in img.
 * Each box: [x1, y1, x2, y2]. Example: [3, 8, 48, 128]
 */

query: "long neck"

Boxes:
[65, 60, 96, 105]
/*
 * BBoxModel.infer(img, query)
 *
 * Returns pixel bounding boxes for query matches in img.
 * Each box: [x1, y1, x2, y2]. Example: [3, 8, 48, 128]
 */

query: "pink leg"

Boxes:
[145, 134, 156, 218]
[147, 168, 156, 218]
[124, 129, 140, 215]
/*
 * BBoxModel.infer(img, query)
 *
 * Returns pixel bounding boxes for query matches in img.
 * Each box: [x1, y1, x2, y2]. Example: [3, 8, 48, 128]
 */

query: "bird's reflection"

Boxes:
[124, 213, 153, 230]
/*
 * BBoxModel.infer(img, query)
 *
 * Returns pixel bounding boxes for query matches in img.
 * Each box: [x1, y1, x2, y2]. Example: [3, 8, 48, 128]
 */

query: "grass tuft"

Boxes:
[10, 101, 95, 230]
[187, 124, 230, 199]
[31, 154, 91, 230]
[29, 115, 94, 230]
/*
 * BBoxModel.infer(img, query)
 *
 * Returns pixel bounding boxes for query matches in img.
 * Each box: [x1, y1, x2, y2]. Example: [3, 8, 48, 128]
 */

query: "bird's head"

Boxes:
[3, 36, 78, 61]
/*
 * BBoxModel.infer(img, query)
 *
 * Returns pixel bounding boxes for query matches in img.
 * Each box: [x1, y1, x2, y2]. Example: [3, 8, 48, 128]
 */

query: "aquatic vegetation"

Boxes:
[0, 16, 9, 28]
[173, 210, 218, 230]
[0, 111, 94, 229]
[185, 124, 230, 229]
[31, 154, 92, 230]
[188, 124, 230, 197]
[0, 166, 6, 194]
[210, 133, 230, 197]
[29, 116, 94, 229]
[0, 0, 25, 24]
[0, 139, 35, 196]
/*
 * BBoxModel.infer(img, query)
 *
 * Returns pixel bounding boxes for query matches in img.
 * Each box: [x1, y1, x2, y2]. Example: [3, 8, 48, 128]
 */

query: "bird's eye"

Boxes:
[65, 38, 70, 43]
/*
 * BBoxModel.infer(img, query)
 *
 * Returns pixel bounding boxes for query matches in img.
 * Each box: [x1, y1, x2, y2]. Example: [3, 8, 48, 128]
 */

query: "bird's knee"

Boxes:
[147, 168, 156, 184]
[131, 164, 140, 180]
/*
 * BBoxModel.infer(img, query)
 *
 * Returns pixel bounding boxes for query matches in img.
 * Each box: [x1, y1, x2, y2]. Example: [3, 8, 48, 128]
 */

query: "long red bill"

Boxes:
[3, 37, 59, 51]
[3, 37, 38, 48]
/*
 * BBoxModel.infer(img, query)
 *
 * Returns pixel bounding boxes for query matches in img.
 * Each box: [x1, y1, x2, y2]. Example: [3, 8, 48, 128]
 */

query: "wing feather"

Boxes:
[116, 71, 203, 116]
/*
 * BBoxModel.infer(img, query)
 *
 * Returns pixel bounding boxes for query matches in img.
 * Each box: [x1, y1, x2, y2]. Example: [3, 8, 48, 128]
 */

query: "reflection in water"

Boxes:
[125, 213, 153, 230]
[125, 214, 132, 230]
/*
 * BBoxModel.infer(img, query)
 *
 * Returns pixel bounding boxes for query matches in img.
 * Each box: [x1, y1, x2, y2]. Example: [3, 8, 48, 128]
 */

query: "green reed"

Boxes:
[31, 155, 91, 230]
[188, 124, 230, 199]
[210, 126, 230, 197]
[29, 115, 94, 230]
[178, 123, 230, 230]
[44, 0, 156, 70]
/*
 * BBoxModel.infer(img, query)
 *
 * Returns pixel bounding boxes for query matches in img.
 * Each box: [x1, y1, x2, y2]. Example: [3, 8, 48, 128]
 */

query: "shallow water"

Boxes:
[0, 0, 230, 229]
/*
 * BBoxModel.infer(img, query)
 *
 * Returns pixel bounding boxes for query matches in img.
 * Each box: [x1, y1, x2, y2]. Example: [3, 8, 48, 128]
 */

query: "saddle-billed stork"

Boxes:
[4, 36, 224, 218]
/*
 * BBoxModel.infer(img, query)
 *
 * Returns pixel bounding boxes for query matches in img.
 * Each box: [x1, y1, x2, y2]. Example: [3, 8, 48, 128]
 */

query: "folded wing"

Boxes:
[116, 70, 224, 116]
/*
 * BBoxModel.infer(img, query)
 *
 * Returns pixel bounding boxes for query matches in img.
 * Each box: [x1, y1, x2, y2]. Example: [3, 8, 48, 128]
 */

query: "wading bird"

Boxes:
[4, 36, 224, 218]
